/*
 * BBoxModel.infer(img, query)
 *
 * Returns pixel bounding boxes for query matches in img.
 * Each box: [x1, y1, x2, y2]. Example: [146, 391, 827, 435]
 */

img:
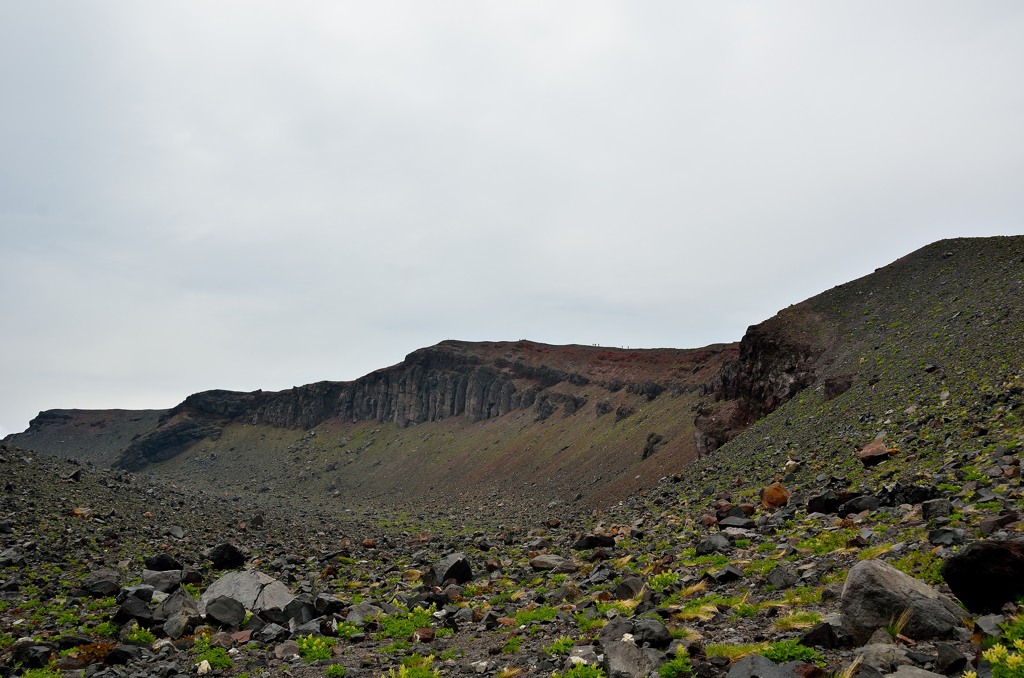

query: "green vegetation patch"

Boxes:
[658, 654, 693, 677]
[515, 605, 559, 625]
[553, 665, 606, 678]
[378, 607, 435, 640]
[297, 634, 335, 662]
[759, 639, 825, 666]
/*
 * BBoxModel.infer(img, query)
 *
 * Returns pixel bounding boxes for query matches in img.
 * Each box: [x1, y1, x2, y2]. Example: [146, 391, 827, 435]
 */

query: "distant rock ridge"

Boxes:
[112, 340, 717, 471]
[13, 234, 1023, 495]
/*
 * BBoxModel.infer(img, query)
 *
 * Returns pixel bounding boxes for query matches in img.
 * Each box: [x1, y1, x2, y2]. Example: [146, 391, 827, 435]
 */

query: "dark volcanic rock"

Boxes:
[206, 595, 246, 628]
[112, 595, 154, 626]
[922, 499, 953, 522]
[942, 539, 1024, 613]
[109, 342, 609, 469]
[927, 528, 964, 547]
[530, 554, 576, 572]
[726, 654, 800, 678]
[141, 569, 181, 593]
[807, 490, 841, 515]
[144, 553, 184, 571]
[696, 533, 731, 555]
[573, 533, 617, 550]
[154, 588, 201, 639]
[632, 617, 671, 650]
[82, 568, 120, 597]
[800, 622, 851, 650]
[764, 566, 800, 590]
[425, 552, 473, 587]
[204, 542, 246, 569]
[696, 316, 821, 455]
[11, 639, 56, 669]
[0, 546, 26, 567]
[839, 496, 879, 517]
[603, 639, 662, 678]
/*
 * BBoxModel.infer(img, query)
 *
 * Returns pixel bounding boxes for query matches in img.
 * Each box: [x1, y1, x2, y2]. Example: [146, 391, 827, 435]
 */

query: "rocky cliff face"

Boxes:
[693, 304, 831, 456]
[112, 341, 718, 471]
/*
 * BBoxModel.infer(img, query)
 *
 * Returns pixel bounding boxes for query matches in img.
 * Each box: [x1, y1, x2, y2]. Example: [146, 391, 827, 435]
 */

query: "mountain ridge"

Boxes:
[7, 234, 1024, 510]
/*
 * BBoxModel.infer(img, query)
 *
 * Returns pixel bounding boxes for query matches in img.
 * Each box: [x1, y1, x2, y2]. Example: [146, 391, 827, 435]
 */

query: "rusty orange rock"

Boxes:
[759, 482, 791, 509]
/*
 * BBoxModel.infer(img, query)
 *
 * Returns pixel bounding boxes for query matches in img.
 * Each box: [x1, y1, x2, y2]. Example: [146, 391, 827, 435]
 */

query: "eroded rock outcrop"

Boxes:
[694, 309, 827, 455]
[113, 340, 708, 471]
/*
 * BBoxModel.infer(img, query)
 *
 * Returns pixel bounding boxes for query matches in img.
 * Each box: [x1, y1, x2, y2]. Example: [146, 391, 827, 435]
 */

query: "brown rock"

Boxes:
[759, 482, 791, 509]
[412, 628, 435, 642]
[858, 440, 896, 467]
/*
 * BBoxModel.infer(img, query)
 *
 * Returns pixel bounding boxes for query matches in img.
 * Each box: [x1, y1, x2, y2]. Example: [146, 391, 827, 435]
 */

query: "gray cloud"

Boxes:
[2, 1, 1023, 434]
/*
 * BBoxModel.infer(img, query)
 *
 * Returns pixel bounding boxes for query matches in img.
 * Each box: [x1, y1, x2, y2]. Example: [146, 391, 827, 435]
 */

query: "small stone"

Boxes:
[696, 533, 731, 555]
[765, 566, 800, 591]
[413, 627, 435, 642]
[82, 568, 120, 597]
[719, 516, 756, 529]
[927, 529, 964, 547]
[922, 499, 953, 522]
[573, 534, 616, 550]
[530, 554, 576, 572]
[859, 440, 896, 467]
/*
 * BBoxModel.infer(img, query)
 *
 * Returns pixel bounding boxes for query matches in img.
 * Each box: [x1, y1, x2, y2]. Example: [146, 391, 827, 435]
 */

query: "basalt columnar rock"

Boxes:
[89, 340, 722, 472]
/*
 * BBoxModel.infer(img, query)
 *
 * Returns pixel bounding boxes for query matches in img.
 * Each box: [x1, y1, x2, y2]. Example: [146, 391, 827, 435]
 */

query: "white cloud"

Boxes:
[2, 1, 1023, 433]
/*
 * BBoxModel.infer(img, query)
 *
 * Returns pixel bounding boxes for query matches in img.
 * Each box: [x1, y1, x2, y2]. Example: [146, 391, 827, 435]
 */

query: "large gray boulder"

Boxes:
[840, 560, 965, 644]
[602, 640, 662, 678]
[200, 570, 295, 622]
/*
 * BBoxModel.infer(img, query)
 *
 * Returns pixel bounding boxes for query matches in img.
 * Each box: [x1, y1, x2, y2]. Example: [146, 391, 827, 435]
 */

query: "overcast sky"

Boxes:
[2, 2, 1023, 437]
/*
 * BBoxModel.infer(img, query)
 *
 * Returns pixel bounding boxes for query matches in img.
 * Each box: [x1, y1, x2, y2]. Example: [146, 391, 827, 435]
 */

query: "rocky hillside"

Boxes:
[1, 382, 1022, 678]
[2, 235, 1024, 678]
[8, 341, 737, 508]
[7, 236, 1024, 512]
[10, 409, 166, 468]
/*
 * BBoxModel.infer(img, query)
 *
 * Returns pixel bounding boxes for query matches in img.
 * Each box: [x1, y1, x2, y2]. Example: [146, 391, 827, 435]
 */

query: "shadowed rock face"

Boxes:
[694, 309, 828, 456]
[942, 539, 1024, 613]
